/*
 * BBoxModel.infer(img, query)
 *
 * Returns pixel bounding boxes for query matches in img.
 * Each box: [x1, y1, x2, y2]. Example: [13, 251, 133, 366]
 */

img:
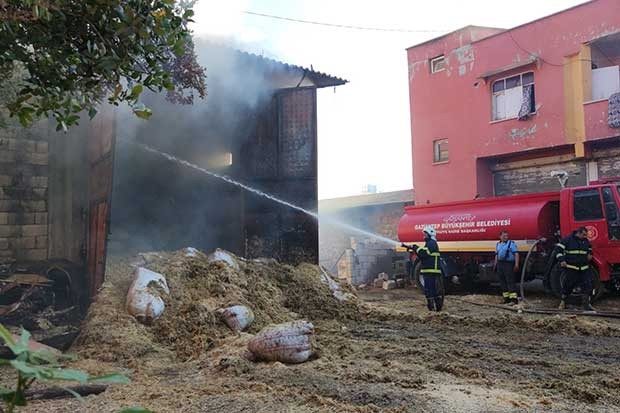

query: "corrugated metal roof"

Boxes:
[233, 48, 348, 88]
[319, 189, 414, 212]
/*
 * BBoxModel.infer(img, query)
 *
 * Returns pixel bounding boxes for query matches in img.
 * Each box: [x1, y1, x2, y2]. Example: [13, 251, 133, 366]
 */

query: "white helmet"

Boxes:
[423, 226, 437, 239]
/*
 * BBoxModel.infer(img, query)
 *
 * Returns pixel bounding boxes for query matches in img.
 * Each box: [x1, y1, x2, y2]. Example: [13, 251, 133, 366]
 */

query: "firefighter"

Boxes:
[556, 226, 596, 311]
[493, 231, 519, 305]
[402, 226, 442, 311]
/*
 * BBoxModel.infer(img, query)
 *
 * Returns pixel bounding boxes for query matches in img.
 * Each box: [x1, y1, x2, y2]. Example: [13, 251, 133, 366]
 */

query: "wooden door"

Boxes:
[86, 107, 115, 298]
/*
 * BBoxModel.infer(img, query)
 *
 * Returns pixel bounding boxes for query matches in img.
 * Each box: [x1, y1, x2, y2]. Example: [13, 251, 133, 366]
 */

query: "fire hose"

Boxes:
[453, 296, 620, 319]
[519, 238, 545, 301]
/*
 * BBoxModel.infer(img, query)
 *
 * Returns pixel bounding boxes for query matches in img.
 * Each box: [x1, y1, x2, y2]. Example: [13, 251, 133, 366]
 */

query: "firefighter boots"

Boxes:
[582, 295, 596, 312]
[426, 298, 435, 311]
[434, 296, 444, 312]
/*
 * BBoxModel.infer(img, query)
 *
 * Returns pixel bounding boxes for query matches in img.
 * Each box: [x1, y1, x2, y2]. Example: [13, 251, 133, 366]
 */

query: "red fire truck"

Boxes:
[397, 179, 620, 300]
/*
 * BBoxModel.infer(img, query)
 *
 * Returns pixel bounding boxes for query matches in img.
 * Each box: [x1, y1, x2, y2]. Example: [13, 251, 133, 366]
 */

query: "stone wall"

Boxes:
[0, 121, 49, 263]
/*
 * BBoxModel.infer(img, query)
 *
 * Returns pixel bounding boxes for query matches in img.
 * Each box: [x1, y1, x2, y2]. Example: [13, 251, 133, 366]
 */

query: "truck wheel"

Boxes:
[549, 264, 604, 302]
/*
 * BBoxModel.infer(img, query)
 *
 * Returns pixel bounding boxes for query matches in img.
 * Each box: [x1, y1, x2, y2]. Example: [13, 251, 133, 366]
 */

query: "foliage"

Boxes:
[0, 323, 130, 412]
[0, 0, 206, 130]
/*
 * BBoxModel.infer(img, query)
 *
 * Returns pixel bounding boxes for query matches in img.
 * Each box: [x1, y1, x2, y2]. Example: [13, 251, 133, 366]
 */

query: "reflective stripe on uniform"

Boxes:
[420, 269, 442, 274]
[509, 292, 518, 299]
[565, 264, 589, 271]
[556, 243, 566, 249]
[566, 250, 589, 255]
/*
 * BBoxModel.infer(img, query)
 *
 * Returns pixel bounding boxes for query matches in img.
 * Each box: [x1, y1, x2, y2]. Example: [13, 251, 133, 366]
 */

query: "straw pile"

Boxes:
[74, 249, 358, 364]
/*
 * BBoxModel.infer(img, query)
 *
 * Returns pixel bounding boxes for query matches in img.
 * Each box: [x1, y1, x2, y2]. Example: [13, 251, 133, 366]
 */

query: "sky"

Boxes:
[189, 0, 588, 200]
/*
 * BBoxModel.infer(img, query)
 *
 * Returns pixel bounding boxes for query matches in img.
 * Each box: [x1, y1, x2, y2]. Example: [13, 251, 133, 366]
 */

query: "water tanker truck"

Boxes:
[397, 179, 620, 300]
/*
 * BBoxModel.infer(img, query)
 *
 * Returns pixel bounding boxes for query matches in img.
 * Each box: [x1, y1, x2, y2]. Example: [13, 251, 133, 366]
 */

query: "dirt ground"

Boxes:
[3, 256, 620, 413]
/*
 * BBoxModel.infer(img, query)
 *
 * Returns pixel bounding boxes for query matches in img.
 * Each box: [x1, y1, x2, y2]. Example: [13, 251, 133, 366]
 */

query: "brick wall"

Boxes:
[0, 122, 49, 263]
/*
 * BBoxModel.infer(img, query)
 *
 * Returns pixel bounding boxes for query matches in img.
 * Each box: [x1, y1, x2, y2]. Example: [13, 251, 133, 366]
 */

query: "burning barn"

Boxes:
[109, 42, 346, 265]
[0, 41, 345, 338]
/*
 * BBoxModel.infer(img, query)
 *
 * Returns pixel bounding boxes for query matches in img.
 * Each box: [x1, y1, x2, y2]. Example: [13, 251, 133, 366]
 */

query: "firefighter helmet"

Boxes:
[423, 226, 437, 239]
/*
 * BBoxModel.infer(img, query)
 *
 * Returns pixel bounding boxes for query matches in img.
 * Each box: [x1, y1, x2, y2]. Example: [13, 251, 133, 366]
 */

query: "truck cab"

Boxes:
[561, 180, 620, 292]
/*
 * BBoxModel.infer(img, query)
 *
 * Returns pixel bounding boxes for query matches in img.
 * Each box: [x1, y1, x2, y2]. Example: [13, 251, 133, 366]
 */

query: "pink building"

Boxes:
[407, 0, 620, 204]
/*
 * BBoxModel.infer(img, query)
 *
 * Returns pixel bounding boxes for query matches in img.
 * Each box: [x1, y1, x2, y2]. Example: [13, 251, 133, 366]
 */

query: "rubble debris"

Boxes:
[247, 320, 314, 364]
[217, 305, 255, 332]
[373, 279, 384, 288]
[126, 267, 170, 324]
[0, 261, 84, 356]
[3, 273, 52, 287]
[0, 285, 35, 316]
[383, 280, 397, 290]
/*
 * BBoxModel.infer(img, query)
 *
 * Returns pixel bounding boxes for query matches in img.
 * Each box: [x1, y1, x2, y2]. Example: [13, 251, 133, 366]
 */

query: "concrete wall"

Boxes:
[320, 202, 409, 286]
[407, 0, 620, 204]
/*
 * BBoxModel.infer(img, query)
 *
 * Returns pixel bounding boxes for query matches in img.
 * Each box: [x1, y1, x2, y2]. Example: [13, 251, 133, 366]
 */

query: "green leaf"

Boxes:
[163, 79, 174, 91]
[0, 323, 16, 348]
[9, 360, 42, 377]
[132, 105, 152, 119]
[173, 38, 185, 56]
[55, 121, 67, 132]
[19, 328, 32, 349]
[45, 368, 90, 383]
[129, 84, 143, 100]
[89, 373, 130, 385]
[88, 107, 98, 119]
[30, 348, 63, 364]
[65, 115, 81, 125]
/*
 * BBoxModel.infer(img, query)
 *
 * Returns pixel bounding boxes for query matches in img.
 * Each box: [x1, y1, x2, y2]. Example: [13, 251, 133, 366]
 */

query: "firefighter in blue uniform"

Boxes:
[402, 226, 443, 311]
[556, 226, 596, 311]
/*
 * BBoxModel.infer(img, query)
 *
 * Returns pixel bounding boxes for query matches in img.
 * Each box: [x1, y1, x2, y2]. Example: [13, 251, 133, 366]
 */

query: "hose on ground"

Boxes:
[520, 238, 545, 301]
[453, 296, 620, 319]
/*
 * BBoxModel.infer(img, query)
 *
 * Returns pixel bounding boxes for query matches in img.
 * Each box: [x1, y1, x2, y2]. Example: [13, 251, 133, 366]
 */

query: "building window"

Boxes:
[433, 139, 448, 163]
[430, 55, 445, 74]
[592, 66, 620, 100]
[492, 72, 535, 121]
[590, 33, 620, 101]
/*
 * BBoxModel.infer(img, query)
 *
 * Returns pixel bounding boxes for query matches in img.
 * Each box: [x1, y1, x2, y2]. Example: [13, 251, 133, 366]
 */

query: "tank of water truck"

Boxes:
[397, 192, 560, 243]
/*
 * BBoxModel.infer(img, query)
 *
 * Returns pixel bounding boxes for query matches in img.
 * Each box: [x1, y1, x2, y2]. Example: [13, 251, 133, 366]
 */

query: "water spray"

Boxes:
[134, 143, 400, 247]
